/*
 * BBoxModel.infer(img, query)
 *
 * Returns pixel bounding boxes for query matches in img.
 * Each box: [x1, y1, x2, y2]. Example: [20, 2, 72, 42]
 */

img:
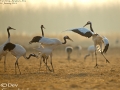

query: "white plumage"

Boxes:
[103, 37, 109, 45]
[3, 42, 38, 74]
[30, 25, 73, 72]
[39, 37, 62, 45]
[30, 36, 72, 45]
[35, 45, 53, 72]
[32, 36, 73, 72]
[102, 37, 109, 53]
[0, 26, 15, 71]
[84, 45, 95, 61]
[10, 44, 27, 58]
[30, 25, 51, 71]
[66, 21, 110, 67]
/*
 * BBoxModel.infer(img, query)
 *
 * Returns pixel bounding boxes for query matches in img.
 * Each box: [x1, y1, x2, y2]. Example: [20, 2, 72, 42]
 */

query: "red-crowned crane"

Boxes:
[0, 26, 15, 71]
[3, 42, 38, 74]
[30, 35, 73, 72]
[65, 46, 73, 60]
[84, 45, 95, 61]
[30, 25, 52, 72]
[65, 21, 109, 67]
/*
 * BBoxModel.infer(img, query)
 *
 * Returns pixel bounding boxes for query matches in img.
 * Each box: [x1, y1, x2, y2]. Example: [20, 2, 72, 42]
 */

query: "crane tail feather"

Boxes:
[103, 44, 109, 53]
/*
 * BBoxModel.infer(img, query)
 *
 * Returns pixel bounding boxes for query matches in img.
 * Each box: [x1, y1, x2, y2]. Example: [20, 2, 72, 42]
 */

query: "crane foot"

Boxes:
[94, 63, 98, 68]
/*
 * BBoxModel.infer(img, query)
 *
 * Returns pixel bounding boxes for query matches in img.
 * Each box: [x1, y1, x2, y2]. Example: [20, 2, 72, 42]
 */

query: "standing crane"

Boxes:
[30, 35, 73, 72]
[65, 21, 109, 67]
[84, 45, 95, 61]
[0, 26, 15, 71]
[3, 42, 38, 74]
[65, 46, 73, 60]
[30, 25, 51, 72]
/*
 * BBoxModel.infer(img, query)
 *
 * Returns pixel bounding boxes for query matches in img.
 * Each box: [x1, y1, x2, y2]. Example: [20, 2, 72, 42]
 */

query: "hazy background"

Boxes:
[0, 0, 120, 48]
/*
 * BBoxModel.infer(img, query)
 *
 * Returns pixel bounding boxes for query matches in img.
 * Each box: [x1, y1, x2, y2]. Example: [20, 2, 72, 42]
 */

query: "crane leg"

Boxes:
[15, 62, 17, 74]
[4, 56, 6, 72]
[45, 58, 47, 71]
[39, 57, 42, 71]
[15, 59, 21, 74]
[16, 61, 21, 74]
[50, 54, 54, 72]
[68, 54, 70, 61]
[94, 50, 98, 68]
[42, 57, 47, 71]
[43, 57, 52, 72]
[101, 53, 110, 63]
[92, 53, 94, 61]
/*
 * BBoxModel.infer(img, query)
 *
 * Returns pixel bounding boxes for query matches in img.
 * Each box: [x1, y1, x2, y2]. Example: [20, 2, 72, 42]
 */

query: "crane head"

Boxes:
[7, 26, 16, 30]
[64, 36, 73, 41]
[83, 21, 92, 27]
[41, 25, 45, 29]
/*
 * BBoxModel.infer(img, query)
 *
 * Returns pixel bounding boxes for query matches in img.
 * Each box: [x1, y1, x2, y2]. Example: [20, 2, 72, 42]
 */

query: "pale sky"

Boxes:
[1, 0, 120, 11]
[0, 0, 120, 36]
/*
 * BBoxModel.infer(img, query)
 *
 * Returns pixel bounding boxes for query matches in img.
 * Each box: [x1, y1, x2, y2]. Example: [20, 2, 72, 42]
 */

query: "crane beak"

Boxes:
[11, 28, 16, 30]
[41, 25, 45, 29]
[43, 26, 45, 29]
[68, 38, 73, 42]
[42, 25, 45, 29]
[83, 23, 88, 27]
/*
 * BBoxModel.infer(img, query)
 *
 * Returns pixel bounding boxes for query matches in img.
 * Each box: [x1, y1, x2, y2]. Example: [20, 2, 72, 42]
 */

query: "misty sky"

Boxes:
[0, 0, 120, 36]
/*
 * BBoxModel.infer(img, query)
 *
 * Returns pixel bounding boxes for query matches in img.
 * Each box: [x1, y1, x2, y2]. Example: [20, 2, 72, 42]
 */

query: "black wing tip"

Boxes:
[72, 29, 92, 38]
[103, 44, 109, 53]
[29, 36, 42, 44]
[29, 41, 39, 44]
[3, 42, 15, 51]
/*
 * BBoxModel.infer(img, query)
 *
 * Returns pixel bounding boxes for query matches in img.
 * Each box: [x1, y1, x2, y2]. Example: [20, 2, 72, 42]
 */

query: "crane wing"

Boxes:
[39, 37, 61, 45]
[29, 36, 42, 44]
[29, 36, 61, 45]
[66, 27, 94, 38]
[102, 37, 109, 53]
[39, 37, 55, 45]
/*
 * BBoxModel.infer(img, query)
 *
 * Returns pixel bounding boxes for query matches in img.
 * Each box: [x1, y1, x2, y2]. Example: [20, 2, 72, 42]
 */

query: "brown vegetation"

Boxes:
[0, 47, 120, 90]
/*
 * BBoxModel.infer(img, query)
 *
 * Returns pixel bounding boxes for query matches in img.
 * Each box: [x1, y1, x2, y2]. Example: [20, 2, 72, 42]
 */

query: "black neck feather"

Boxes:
[90, 23, 94, 32]
[62, 37, 67, 44]
[41, 27, 44, 37]
[26, 53, 37, 59]
[7, 28, 10, 38]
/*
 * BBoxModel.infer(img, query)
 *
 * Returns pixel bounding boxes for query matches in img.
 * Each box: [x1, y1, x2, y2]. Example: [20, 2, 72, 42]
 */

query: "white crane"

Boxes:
[84, 45, 95, 61]
[65, 46, 73, 60]
[30, 35, 73, 72]
[0, 26, 15, 71]
[35, 45, 53, 72]
[29, 25, 51, 72]
[3, 42, 38, 74]
[65, 21, 109, 67]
